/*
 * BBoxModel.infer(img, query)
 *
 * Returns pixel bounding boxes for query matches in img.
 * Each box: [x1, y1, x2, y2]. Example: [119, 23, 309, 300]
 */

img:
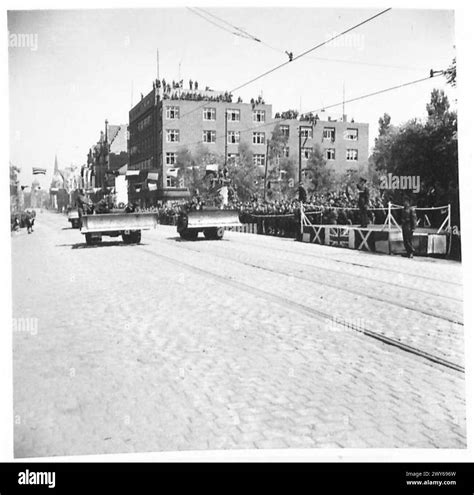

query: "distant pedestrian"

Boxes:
[401, 199, 417, 258]
[25, 211, 34, 234]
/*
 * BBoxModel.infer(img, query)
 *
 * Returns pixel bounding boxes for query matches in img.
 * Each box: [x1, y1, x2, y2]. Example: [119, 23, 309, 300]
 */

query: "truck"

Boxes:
[176, 207, 241, 240]
[80, 211, 159, 245]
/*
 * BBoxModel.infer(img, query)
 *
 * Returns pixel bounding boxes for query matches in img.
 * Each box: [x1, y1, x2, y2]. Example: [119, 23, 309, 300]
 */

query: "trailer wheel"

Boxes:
[180, 229, 198, 241]
[204, 227, 224, 240]
[203, 229, 214, 240]
[123, 231, 142, 244]
[131, 231, 141, 244]
[85, 233, 98, 245]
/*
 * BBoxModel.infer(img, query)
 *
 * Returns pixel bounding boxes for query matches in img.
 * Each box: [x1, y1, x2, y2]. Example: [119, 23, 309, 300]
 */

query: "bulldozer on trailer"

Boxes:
[80, 211, 159, 245]
[177, 206, 241, 240]
[75, 190, 159, 246]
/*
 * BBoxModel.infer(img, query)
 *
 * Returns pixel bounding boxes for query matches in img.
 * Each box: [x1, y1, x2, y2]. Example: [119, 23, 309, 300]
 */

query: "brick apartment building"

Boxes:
[276, 117, 369, 175]
[128, 83, 272, 204]
[127, 81, 368, 205]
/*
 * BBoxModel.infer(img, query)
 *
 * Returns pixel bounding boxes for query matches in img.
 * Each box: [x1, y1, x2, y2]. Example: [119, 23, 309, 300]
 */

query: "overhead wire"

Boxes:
[166, 72, 445, 152]
[180, 8, 392, 119]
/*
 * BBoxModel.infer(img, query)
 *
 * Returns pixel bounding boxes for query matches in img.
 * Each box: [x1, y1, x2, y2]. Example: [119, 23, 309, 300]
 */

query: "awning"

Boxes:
[147, 172, 159, 181]
[206, 164, 219, 173]
[126, 170, 140, 176]
[148, 183, 158, 191]
[166, 168, 179, 178]
[117, 163, 128, 175]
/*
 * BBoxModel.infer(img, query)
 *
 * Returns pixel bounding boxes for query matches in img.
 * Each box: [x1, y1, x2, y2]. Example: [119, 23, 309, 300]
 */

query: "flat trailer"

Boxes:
[177, 208, 241, 240]
[80, 212, 159, 245]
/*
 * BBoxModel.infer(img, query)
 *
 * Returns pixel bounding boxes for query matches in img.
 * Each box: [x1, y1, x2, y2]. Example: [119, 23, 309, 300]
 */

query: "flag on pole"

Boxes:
[32, 167, 46, 175]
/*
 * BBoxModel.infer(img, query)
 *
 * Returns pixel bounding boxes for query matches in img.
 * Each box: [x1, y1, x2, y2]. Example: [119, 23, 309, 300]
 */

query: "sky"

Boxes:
[8, 7, 456, 186]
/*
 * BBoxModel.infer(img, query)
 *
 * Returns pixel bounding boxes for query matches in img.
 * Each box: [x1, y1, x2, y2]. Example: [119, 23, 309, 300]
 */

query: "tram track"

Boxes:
[215, 235, 462, 303]
[154, 235, 463, 326]
[137, 240, 464, 375]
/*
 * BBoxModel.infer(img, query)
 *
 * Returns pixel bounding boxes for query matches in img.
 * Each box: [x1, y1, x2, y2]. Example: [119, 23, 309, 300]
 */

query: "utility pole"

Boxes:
[342, 81, 345, 119]
[298, 125, 302, 185]
[224, 109, 228, 169]
[264, 140, 270, 202]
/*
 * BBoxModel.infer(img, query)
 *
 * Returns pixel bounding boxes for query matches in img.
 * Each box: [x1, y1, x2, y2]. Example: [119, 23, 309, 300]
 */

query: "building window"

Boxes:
[253, 132, 265, 144]
[301, 147, 312, 160]
[280, 146, 289, 158]
[166, 129, 180, 143]
[344, 128, 358, 141]
[253, 154, 265, 166]
[227, 131, 240, 144]
[227, 153, 238, 163]
[134, 158, 152, 170]
[346, 149, 358, 161]
[203, 107, 216, 121]
[165, 152, 177, 165]
[325, 148, 336, 160]
[227, 109, 240, 122]
[166, 106, 180, 120]
[300, 126, 313, 139]
[166, 177, 172, 187]
[253, 110, 265, 123]
[280, 125, 290, 138]
[323, 127, 336, 141]
[203, 130, 216, 143]
[137, 115, 152, 131]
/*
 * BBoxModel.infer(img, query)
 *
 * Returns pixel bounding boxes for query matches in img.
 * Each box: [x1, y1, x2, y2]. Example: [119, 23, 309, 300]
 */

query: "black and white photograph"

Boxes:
[4, 3, 471, 462]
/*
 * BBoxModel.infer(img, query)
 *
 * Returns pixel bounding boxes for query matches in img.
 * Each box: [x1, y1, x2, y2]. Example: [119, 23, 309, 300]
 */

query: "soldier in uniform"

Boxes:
[401, 199, 417, 258]
[76, 189, 93, 215]
[297, 183, 307, 203]
[356, 178, 369, 228]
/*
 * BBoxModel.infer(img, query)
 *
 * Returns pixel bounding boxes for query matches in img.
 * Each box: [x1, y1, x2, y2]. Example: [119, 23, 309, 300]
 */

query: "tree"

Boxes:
[370, 89, 459, 225]
[264, 124, 297, 200]
[176, 144, 222, 196]
[426, 88, 450, 122]
[226, 142, 260, 202]
[278, 156, 298, 199]
[377, 113, 392, 137]
[445, 57, 456, 87]
[303, 145, 334, 193]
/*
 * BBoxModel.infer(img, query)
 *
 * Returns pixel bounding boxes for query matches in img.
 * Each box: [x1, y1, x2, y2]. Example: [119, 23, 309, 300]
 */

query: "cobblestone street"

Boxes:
[12, 211, 466, 457]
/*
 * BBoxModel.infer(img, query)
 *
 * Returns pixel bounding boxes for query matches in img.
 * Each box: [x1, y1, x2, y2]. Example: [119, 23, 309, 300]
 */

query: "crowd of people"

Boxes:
[11, 209, 36, 234]
[151, 78, 265, 106]
[154, 78, 240, 103]
[148, 185, 391, 238]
